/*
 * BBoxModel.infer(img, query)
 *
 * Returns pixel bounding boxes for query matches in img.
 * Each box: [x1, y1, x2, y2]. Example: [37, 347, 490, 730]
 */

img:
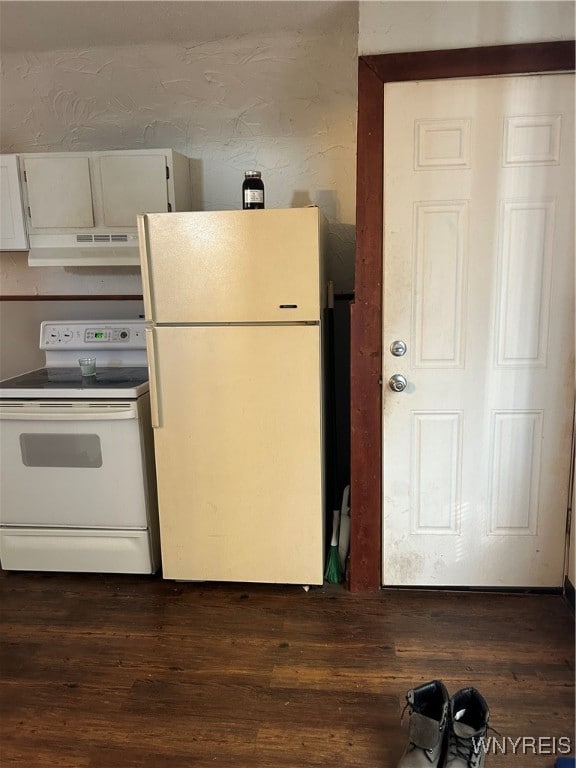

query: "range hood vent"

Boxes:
[76, 234, 129, 243]
[28, 232, 140, 267]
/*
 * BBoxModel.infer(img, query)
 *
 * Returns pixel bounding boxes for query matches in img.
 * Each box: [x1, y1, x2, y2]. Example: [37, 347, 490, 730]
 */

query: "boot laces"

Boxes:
[447, 732, 480, 767]
[401, 699, 447, 728]
[400, 699, 411, 723]
[401, 699, 446, 764]
[448, 725, 500, 767]
[406, 742, 438, 764]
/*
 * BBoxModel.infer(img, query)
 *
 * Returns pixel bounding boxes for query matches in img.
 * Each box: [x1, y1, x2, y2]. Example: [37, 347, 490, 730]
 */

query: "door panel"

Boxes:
[0, 407, 148, 528]
[97, 154, 168, 227]
[0, 155, 27, 250]
[150, 324, 324, 584]
[382, 74, 574, 587]
[24, 155, 94, 229]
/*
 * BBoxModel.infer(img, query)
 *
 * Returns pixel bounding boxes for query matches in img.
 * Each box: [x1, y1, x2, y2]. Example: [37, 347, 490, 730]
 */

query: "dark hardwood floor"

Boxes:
[1, 571, 574, 767]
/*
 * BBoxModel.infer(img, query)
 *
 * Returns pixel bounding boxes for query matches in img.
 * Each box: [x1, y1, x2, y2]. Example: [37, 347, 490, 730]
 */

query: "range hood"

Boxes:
[18, 148, 193, 268]
[28, 233, 140, 267]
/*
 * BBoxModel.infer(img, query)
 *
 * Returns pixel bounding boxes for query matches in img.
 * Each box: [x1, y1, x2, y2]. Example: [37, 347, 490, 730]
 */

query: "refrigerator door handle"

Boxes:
[145, 327, 161, 428]
[137, 214, 154, 322]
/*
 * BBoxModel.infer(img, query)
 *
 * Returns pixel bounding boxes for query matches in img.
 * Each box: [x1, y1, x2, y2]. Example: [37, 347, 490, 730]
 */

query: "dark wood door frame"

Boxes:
[350, 40, 575, 593]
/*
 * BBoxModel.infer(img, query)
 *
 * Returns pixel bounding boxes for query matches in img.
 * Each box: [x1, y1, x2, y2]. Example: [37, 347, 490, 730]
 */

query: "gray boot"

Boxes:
[444, 687, 490, 768]
[397, 680, 449, 767]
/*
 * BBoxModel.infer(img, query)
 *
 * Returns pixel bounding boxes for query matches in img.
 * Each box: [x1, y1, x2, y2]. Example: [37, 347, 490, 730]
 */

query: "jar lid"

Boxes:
[244, 170, 261, 178]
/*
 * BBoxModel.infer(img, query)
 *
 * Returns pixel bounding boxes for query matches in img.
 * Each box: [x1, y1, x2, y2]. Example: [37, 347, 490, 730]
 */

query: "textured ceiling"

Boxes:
[0, 1, 352, 52]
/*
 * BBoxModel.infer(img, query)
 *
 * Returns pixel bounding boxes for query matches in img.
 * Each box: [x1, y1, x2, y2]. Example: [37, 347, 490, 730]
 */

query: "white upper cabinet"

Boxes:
[25, 155, 95, 229]
[0, 154, 28, 250]
[18, 149, 192, 267]
[98, 154, 169, 228]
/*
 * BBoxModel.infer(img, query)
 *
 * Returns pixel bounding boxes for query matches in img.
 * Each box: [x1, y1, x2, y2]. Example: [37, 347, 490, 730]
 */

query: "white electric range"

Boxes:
[0, 320, 160, 574]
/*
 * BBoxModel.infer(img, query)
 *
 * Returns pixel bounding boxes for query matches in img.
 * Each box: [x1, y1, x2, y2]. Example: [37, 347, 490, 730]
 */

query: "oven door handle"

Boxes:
[0, 407, 138, 421]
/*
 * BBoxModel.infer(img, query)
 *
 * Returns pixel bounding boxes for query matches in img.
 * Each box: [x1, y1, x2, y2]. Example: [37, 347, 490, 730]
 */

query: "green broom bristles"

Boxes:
[325, 509, 343, 583]
[324, 544, 343, 583]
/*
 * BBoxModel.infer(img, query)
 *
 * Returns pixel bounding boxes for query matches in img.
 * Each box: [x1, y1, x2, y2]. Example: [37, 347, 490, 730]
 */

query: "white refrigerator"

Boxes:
[138, 207, 326, 584]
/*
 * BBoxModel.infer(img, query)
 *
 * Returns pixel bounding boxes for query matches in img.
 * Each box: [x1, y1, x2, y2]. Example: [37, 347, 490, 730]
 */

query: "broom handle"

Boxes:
[330, 509, 340, 546]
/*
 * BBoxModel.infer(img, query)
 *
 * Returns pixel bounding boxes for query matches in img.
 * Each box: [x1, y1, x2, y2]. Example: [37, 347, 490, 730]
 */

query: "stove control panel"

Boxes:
[40, 321, 146, 350]
[85, 328, 131, 343]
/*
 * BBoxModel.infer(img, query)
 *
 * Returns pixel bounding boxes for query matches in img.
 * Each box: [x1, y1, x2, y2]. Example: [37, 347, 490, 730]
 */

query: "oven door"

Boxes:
[0, 400, 150, 528]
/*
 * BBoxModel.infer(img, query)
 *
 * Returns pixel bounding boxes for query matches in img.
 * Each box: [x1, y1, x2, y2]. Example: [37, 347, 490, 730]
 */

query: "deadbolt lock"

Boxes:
[390, 340, 407, 357]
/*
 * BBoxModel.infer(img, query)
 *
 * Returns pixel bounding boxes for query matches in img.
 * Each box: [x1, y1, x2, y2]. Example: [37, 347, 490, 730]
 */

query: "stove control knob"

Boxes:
[62, 331, 73, 341]
[120, 331, 128, 339]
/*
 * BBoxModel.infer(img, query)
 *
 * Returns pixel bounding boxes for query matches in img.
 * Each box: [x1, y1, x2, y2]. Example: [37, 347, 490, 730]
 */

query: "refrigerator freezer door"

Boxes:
[139, 208, 323, 323]
[149, 324, 324, 584]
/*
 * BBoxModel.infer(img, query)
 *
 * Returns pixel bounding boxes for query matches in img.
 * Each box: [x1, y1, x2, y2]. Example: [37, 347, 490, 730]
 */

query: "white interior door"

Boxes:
[382, 74, 574, 587]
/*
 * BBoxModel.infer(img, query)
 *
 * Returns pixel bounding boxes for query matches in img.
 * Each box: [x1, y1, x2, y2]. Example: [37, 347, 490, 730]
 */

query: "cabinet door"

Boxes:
[0, 155, 28, 249]
[97, 153, 168, 228]
[23, 155, 94, 228]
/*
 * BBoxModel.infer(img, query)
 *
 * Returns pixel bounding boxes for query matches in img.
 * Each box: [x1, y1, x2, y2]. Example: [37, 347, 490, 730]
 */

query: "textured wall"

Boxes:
[359, 0, 575, 55]
[0, 1, 358, 294]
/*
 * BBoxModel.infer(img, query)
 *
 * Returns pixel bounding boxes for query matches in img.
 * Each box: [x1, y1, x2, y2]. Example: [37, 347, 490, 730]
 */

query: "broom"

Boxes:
[325, 508, 343, 583]
[323, 281, 343, 584]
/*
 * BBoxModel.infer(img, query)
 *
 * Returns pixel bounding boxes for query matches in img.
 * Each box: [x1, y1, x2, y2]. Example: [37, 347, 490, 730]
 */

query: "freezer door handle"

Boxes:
[137, 214, 154, 322]
[145, 327, 161, 428]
